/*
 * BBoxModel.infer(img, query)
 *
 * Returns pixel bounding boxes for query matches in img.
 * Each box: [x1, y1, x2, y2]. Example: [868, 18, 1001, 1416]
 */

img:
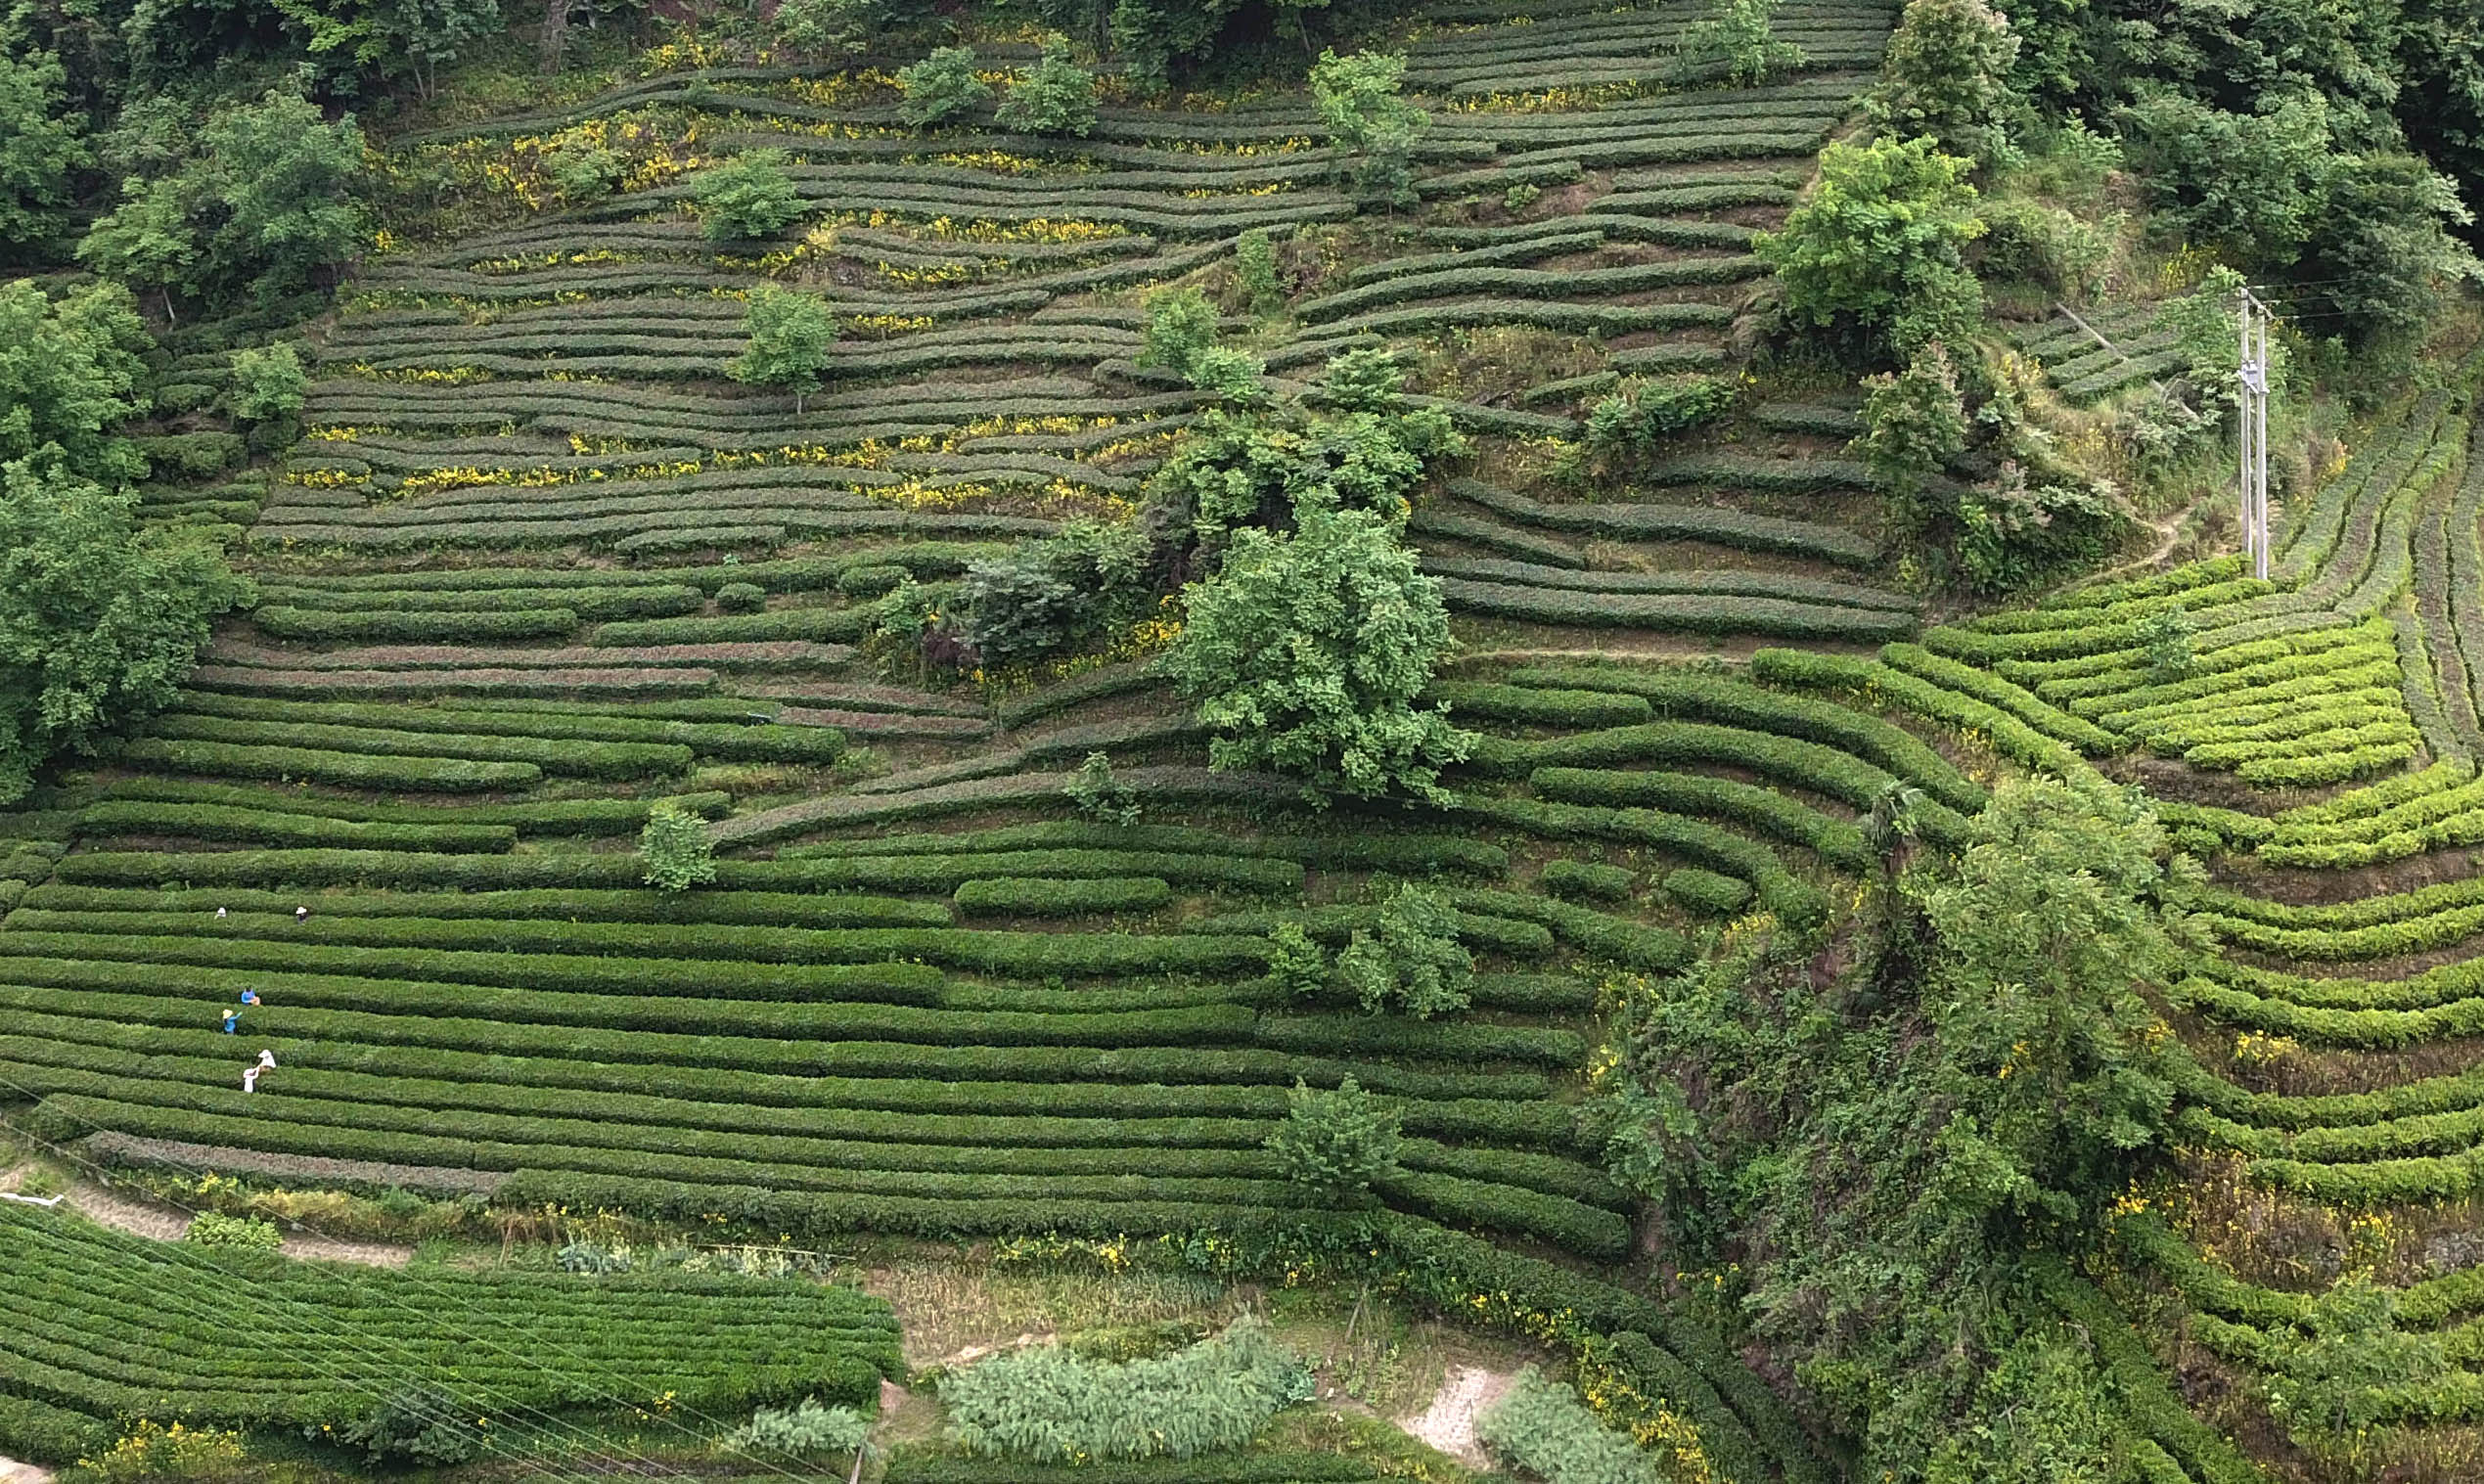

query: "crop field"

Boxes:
[7, 0, 2483, 1476]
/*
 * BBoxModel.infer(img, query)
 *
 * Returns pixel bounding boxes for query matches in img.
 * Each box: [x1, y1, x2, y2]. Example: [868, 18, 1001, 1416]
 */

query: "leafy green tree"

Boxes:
[0, 52, 88, 251]
[0, 454, 253, 804]
[228, 343, 307, 424]
[1139, 354, 1454, 562]
[897, 46, 993, 126]
[1311, 50, 1428, 209]
[1872, 0, 2023, 164]
[1676, 0, 1806, 88]
[1915, 777, 2184, 1232]
[729, 285, 837, 413]
[773, 0, 932, 54]
[1167, 504, 1472, 803]
[2297, 152, 2483, 347]
[0, 280, 151, 484]
[192, 89, 371, 302]
[79, 91, 368, 312]
[1854, 340, 1969, 537]
[695, 149, 805, 242]
[2135, 606, 2192, 682]
[75, 177, 200, 323]
[1265, 1076, 1402, 1199]
[773, 0, 862, 57]
[1756, 135, 1985, 355]
[1139, 289, 1262, 399]
[996, 37, 1097, 137]
[1336, 882, 1473, 1017]
[1138, 286, 1223, 380]
[2113, 88, 2334, 260]
[637, 801, 717, 891]
[264, 0, 502, 101]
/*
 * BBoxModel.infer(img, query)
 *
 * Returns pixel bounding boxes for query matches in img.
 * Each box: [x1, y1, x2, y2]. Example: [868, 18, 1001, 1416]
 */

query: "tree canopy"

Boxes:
[0, 455, 252, 803]
[1166, 504, 1472, 804]
[0, 280, 151, 484]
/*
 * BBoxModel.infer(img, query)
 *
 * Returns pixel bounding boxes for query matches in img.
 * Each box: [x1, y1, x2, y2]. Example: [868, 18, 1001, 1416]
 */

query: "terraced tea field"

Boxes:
[5, 0, 2481, 1476]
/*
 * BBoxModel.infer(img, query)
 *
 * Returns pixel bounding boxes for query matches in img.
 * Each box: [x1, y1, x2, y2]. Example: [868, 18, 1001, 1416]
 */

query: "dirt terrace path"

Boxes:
[1402, 1364, 1518, 1468]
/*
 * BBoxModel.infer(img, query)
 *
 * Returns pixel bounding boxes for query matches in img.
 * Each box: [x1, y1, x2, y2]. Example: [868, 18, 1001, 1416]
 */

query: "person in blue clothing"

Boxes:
[240, 989, 260, 1007]
[221, 1009, 238, 1034]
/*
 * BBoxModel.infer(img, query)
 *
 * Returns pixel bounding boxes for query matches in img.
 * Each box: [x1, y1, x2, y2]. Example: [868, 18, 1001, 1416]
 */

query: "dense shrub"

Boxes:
[182, 1211, 281, 1248]
[1336, 883, 1473, 1019]
[328, 1386, 487, 1466]
[996, 38, 1097, 137]
[1580, 375, 1739, 473]
[639, 801, 717, 892]
[1477, 1367, 1664, 1483]
[695, 150, 804, 242]
[723, 1399, 875, 1461]
[898, 47, 992, 127]
[1266, 1076, 1402, 1200]
[940, 1318, 1312, 1462]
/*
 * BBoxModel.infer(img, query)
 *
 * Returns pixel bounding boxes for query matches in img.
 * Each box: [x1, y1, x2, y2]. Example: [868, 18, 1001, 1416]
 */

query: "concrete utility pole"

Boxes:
[2237, 287, 2274, 579]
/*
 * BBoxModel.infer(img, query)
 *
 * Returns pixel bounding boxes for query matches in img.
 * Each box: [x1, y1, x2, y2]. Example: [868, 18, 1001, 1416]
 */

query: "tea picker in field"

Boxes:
[294, 906, 310, 923]
[221, 1008, 237, 1034]
[242, 1049, 275, 1093]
